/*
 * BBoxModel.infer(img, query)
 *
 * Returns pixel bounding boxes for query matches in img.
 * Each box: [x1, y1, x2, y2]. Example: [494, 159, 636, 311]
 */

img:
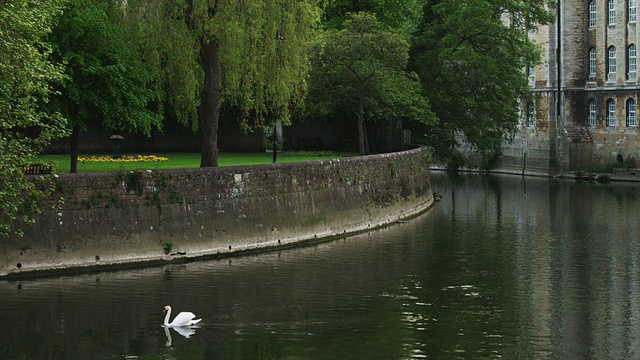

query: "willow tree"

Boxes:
[128, 0, 321, 167]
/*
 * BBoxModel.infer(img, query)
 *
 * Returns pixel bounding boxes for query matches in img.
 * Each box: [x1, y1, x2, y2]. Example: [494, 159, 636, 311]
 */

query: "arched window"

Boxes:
[589, 48, 597, 76]
[607, 99, 617, 127]
[527, 103, 535, 127]
[627, 98, 637, 126]
[609, 0, 617, 25]
[631, 0, 638, 23]
[608, 46, 617, 76]
[588, 99, 597, 127]
[590, 1, 597, 27]
[629, 44, 637, 75]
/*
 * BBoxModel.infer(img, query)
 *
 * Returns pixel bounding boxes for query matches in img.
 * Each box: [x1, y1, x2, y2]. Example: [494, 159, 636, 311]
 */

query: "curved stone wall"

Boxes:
[1, 147, 433, 278]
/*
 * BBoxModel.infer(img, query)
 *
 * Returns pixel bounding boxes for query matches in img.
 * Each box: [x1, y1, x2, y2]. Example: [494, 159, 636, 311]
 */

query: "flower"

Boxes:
[78, 155, 169, 163]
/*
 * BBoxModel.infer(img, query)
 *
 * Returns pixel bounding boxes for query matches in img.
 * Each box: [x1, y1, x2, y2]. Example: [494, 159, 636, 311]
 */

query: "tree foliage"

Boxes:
[323, 0, 422, 36]
[0, 0, 68, 237]
[309, 12, 432, 155]
[410, 0, 554, 167]
[47, 0, 162, 172]
[124, 0, 321, 167]
[120, 0, 202, 132]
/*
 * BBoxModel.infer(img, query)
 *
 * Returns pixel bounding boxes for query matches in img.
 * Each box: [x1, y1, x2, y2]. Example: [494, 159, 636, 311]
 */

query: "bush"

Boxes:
[624, 156, 636, 169]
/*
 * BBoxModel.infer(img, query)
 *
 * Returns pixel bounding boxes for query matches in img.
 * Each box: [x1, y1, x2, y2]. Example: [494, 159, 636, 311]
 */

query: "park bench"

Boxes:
[19, 163, 53, 175]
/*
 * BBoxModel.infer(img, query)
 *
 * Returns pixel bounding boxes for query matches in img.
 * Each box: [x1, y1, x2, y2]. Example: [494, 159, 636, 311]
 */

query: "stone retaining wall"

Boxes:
[1, 148, 433, 278]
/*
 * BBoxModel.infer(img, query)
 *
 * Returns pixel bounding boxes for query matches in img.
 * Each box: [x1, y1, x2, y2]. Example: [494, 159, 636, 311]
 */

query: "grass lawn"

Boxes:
[37, 151, 356, 174]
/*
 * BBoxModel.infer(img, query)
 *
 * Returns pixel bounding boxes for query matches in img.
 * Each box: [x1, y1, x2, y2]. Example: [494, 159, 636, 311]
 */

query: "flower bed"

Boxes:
[79, 155, 169, 163]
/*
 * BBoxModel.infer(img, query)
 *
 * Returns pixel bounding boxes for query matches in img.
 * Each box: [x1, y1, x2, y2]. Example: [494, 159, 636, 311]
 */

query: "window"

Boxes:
[527, 103, 535, 127]
[607, 99, 617, 127]
[513, 12, 521, 29]
[629, 44, 637, 74]
[609, 0, 617, 25]
[590, 1, 597, 27]
[631, 0, 637, 22]
[528, 65, 536, 86]
[627, 99, 637, 126]
[609, 46, 617, 75]
[588, 99, 597, 127]
[589, 48, 597, 76]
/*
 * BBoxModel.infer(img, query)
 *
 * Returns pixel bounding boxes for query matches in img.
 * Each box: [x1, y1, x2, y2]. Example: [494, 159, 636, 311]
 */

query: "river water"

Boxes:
[1, 172, 639, 360]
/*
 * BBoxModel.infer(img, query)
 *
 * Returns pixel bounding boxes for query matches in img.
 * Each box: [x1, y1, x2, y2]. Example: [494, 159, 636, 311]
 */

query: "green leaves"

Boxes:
[48, 0, 162, 136]
[322, 0, 423, 37]
[1, 0, 68, 237]
[309, 12, 432, 154]
[410, 0, 554, 167]
[212, 0, 321, 129]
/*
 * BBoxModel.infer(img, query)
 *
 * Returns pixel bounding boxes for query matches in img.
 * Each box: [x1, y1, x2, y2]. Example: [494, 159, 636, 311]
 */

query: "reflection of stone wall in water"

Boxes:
[0, 147, 434, 277]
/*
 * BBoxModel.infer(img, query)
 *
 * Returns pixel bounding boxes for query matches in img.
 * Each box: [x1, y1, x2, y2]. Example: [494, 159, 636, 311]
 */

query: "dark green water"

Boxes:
[1, 173, 639, 359]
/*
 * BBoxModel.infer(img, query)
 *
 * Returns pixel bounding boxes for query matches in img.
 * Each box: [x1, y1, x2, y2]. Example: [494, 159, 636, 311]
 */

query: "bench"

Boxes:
[19, 163, 53, 175]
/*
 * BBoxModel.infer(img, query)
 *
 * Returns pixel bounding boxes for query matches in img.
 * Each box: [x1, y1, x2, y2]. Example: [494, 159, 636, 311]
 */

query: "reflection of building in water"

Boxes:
[500, 2, 640, 174]
[477, 177, 640, 358]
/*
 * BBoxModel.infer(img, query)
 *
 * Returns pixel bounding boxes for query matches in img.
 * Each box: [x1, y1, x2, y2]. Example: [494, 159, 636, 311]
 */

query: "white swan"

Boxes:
[162, 305, 202, 327]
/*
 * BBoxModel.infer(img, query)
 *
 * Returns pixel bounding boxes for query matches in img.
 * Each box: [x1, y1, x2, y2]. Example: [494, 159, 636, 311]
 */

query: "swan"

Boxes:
[162, 305, 202, 327]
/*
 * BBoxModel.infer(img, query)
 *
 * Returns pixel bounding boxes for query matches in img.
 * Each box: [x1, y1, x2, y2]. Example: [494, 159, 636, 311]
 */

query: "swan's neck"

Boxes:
[163, 307, 172, 326]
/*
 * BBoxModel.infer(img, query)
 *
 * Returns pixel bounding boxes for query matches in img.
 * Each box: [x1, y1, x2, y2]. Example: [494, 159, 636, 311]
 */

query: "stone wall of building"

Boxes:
[0, 148, 433, 278]
[499, 1, 640, 174]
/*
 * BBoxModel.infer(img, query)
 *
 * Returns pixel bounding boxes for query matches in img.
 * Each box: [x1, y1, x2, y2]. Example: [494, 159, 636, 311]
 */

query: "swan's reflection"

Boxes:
[163, 324, 200, 346]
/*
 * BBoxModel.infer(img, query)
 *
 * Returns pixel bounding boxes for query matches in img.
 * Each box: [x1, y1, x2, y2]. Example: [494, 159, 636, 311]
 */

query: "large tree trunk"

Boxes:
[70, 125, 80, 173]
[198, 40, 222, 167]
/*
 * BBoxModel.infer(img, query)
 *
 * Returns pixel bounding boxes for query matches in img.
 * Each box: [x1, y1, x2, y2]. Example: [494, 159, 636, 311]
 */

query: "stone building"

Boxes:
[499, 0, 640, 174]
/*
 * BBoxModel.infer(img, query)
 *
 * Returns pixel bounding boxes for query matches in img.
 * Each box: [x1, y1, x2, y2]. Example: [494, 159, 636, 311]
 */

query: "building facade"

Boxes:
[499, 0, 640, 174]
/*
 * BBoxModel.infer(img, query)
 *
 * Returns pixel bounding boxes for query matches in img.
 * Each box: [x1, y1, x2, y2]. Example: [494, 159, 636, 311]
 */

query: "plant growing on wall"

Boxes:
[163, 242, 174, 255]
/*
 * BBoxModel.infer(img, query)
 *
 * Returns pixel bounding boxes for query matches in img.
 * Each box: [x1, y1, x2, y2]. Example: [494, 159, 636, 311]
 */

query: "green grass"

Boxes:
[37, 151, 355, 174]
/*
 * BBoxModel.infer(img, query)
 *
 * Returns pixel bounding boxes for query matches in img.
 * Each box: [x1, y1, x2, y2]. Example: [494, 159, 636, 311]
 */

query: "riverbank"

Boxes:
[433, 163, 640, 183]
[1, 147, 434, 279]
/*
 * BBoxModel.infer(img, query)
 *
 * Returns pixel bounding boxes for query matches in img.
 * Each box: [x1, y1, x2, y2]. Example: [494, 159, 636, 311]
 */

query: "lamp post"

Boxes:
[272, 120, 278, 164]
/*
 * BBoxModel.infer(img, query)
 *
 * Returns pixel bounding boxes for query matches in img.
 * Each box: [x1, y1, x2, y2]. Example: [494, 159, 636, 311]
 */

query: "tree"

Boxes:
[125, 0, 321, 167]
[194, 0, 321, 167]
[309, 12, 432, 155]
[47, 0, 162, 173]
[119, 0, 201, 135]
[323, 0, 422, 36]
[0, 0, 68, 237]
[409, 0, 554, 167]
